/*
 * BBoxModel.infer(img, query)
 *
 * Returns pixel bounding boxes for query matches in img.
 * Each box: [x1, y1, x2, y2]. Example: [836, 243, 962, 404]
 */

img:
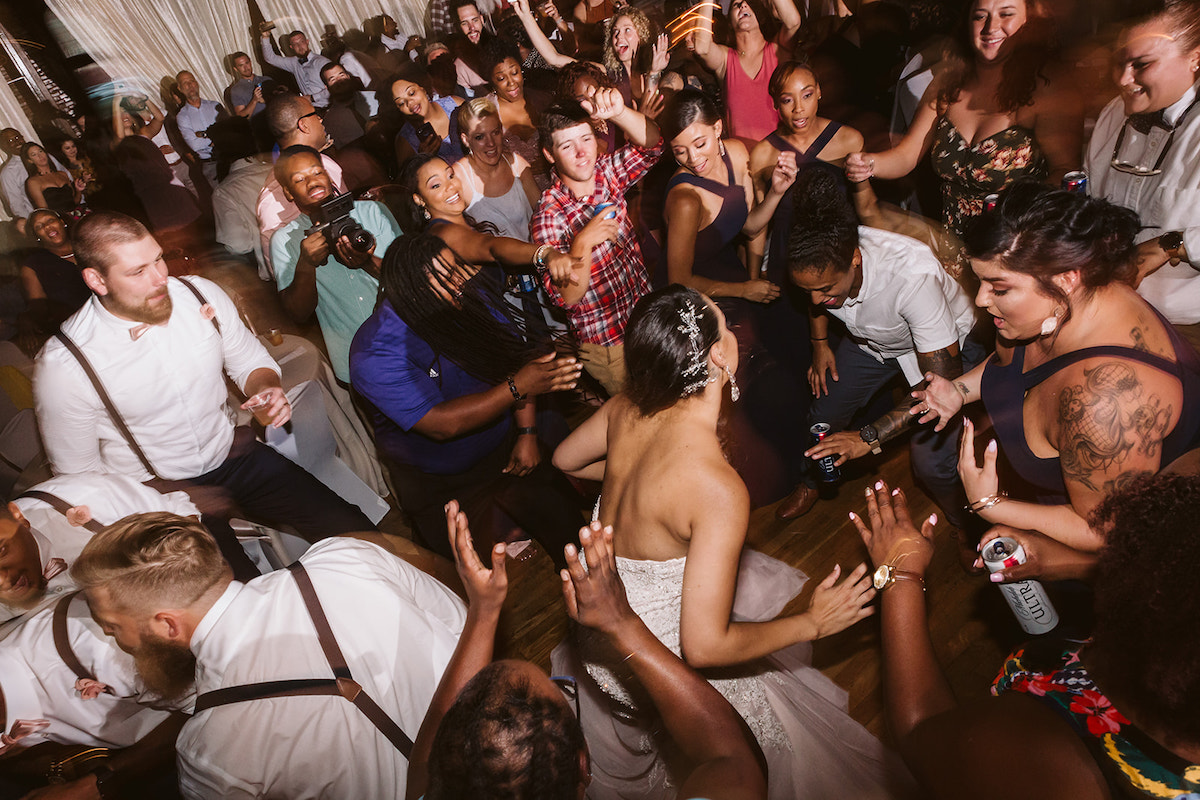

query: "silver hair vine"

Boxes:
[677, 299, 712, 395]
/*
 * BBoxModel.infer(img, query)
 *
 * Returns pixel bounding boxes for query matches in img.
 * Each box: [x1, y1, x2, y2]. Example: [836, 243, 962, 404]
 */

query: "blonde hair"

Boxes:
[72, 512, 230, 614]
[457, 96, 500, 135]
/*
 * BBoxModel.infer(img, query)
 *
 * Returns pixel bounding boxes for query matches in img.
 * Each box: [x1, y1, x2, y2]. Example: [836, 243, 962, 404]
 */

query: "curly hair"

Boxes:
[786, 167, 859, 274]
[1089, 472, 1200, 743]
[555, 61, 616, 103]
[425, 662, 586, 800]
[624, 285, 722, 416]
[602, 8, 658, 74]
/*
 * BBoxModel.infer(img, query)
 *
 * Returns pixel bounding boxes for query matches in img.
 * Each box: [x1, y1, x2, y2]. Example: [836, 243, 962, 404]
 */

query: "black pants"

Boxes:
[149, 427, 376, 580]
[390, 435, 585, 570]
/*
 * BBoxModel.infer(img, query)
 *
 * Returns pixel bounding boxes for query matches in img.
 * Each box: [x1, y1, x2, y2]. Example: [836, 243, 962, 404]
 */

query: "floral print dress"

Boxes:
[993, 638, 1200, 799]
[930, 115, 1048, 240]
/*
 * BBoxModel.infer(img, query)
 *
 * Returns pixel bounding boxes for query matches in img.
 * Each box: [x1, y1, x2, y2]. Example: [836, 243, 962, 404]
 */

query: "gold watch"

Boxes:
[872, 563, 925, 592]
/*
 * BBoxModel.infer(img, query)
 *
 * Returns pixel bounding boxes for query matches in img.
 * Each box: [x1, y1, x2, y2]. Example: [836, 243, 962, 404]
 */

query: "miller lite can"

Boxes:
[809, 423, 841, 483]
[1061, 171, 1088, 194]
[981, 537, 1060, 635]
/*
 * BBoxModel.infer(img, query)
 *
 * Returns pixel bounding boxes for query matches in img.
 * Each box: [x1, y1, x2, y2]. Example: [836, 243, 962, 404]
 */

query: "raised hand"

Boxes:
[580, 87, 627, 121]
[910, 372, 964, 430]
[445, 499, 508, 614]
[958, 418, 1000, 510]
[561, 521, 638, 638]
[770, 151, 798, 195]
[511, 352, 583, 397]
[844, 151, 875, 183]
[849, 480, 936, 578]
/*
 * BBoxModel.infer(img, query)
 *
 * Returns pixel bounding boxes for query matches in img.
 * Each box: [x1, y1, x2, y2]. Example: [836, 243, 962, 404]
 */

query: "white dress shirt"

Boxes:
[0, 473, 199, 629]
[260, 37, 332, 108]
[176, 538, 466, 800]
[0, 594, 179, 752]
[829, 227, 977, 385]
[175, 99, 223, 160]
[1086, 84, 1200, 325]
[215, 157, 274, 258]
[34, 276, 279, 481]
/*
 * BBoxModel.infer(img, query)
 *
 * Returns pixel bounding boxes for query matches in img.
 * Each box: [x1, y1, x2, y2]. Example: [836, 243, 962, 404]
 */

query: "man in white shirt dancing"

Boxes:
[33, 212, 375, 579]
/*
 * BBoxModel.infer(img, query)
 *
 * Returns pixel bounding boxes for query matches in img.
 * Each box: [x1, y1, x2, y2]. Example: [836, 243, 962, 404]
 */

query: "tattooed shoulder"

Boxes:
[1057, 361, 1173, 492]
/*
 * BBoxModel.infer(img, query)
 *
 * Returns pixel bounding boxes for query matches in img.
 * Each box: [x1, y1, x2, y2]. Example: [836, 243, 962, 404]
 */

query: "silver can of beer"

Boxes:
[981, 537, 1060, 635]
[1061, 171, 1088, 194]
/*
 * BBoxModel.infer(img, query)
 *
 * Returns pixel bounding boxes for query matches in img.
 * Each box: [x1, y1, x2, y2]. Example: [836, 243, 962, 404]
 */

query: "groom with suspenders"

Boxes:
[74, 512, 466, 798]
[32, 212, 376, 581]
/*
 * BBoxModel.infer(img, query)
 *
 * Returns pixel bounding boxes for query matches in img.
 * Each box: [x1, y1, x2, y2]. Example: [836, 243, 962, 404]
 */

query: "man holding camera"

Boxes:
[270, 145, 402, 382]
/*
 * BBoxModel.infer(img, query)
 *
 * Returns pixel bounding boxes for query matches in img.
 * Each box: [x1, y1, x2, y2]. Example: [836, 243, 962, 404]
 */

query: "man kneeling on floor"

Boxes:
[74, 513, 467, 798]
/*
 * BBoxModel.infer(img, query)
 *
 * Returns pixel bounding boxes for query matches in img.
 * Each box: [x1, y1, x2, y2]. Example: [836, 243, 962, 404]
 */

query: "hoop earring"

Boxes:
[724, 365, 739, 402]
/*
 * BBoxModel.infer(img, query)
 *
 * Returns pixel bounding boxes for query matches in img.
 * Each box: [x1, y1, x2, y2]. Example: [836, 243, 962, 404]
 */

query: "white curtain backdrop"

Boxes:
[44, 0, 252, 104]
[255, 0, 426, 49]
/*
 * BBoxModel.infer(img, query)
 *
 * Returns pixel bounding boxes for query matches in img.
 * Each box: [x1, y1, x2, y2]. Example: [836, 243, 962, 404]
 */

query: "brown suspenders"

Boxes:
[53, 277, 223, 481]
[193, 562, 414, 759]
[51, 592, 107, 691]
[18, 490, 106, 534]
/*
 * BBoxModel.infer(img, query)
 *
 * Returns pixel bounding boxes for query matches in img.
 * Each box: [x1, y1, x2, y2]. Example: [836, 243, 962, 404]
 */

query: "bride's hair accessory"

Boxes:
[677, 299, 712, 395]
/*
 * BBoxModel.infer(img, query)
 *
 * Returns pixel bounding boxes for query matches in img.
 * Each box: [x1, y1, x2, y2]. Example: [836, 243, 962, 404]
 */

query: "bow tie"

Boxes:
[297, 55, 309, 65]
[1128, 110, 1168, 135]
[43, 557, 68, 581]
[129, 323, 154, 341]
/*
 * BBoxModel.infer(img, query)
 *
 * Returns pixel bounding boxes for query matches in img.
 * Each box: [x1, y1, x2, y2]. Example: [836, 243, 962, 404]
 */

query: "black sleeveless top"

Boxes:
[764, 123, 847, 283]
[980, 316, 1200, 502]
[666, 149, 749, 287]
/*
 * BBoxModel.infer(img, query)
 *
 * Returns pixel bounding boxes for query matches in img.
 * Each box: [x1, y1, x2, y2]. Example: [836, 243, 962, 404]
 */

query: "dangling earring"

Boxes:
[718, 139, 726, 157]
[724, 365, 740, 402]
[1040, 306, 1064, 336]
[422, 206, 431, 221]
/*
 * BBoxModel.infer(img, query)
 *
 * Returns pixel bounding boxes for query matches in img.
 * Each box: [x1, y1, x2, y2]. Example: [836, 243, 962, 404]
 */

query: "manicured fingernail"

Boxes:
[848, 511, 857, 520]
[987, 440, 997, 452]
[580, 528, 590, 540]
[864, 486, 872, 497]
[443, 503, 450, 512]
[565, 544, 577, 556]
[929, 513, 937, 525]
[874, 481, 884, 490]
[561, 569, 570, 580]
[892, 488, 900, 496]
[990, 573, 1003, 582]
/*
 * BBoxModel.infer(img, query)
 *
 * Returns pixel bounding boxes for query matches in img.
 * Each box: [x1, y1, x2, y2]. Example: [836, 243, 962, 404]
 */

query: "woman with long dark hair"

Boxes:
[481, 38, 554, 189]
[552, 284, 910, 800]
[349, 232, 585, 566]
[845, 0, 1081, 274]
[391, 64, 465, 166]
[21, 143, 84, 221]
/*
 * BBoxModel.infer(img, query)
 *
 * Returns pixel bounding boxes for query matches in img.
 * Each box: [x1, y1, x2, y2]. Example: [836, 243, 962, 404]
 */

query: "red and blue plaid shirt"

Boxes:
[532, 140, 662, 346]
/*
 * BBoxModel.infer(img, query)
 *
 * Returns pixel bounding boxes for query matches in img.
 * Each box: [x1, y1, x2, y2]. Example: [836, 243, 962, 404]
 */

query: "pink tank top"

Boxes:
[724, 42, 780, 141]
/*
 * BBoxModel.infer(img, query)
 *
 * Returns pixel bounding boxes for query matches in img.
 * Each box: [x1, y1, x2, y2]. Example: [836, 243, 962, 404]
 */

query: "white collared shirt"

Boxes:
[0, 473, 199, 630]
[0, 594, 180, 752]
[828, 227, 977, 385]
[176, 538, 466, 800]
[1086, 83, 1200, 325]
[34, 276, 279, 481]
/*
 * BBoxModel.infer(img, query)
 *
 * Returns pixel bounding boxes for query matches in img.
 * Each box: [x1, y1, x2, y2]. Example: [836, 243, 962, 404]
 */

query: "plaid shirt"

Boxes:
[532, 141, 662, 346]
[430, 0, 455, 38]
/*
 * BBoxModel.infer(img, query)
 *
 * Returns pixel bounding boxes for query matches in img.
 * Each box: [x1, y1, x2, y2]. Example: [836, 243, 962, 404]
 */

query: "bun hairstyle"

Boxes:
[786, 168, 859, 275]
[624, 285, 721, 417]
[964, 181, 1140, 304]
[661, 88, 722, 144]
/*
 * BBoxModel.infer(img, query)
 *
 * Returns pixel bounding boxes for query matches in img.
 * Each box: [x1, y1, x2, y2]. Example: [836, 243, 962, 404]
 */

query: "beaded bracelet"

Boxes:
[507, 376, 526, 401]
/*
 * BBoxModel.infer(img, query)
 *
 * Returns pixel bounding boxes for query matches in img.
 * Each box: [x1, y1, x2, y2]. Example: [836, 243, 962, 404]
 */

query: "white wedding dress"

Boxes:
[552, 546, 914, 800]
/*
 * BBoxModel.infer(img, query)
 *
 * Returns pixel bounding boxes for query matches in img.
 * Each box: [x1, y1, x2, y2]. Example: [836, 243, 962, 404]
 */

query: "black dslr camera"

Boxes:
[305, 191, 376, 254]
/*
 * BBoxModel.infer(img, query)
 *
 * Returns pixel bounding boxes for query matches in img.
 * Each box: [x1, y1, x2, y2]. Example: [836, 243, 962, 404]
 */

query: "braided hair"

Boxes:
[380, 232, 549, 384]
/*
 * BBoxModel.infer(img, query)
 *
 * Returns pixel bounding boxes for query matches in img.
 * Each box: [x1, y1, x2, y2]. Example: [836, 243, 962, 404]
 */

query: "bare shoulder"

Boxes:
[664, 179, 703, 219]
[829, 121, 864, 156]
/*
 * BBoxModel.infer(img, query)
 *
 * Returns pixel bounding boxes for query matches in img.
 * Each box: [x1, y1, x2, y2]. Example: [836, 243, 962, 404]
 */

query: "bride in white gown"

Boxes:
[552, 285, 915, 800]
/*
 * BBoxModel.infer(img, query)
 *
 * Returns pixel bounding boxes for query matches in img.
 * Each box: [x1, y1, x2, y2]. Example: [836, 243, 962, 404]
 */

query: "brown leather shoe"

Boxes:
[776, 483, 819, 520]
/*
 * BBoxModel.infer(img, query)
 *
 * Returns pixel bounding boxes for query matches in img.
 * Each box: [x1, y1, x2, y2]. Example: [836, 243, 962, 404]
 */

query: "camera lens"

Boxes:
[349, 229, 376, 253]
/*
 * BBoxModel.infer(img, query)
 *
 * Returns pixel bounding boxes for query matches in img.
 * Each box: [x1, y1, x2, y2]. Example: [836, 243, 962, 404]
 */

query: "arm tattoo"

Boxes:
[1101, 470, 1154, 496]
[955, 381, 971, 399]
[874, 406, 916, 443]
[1130, 326, 1149, 353]
[1058, 361, 1173, 492]
[917, 346, 964, 381]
